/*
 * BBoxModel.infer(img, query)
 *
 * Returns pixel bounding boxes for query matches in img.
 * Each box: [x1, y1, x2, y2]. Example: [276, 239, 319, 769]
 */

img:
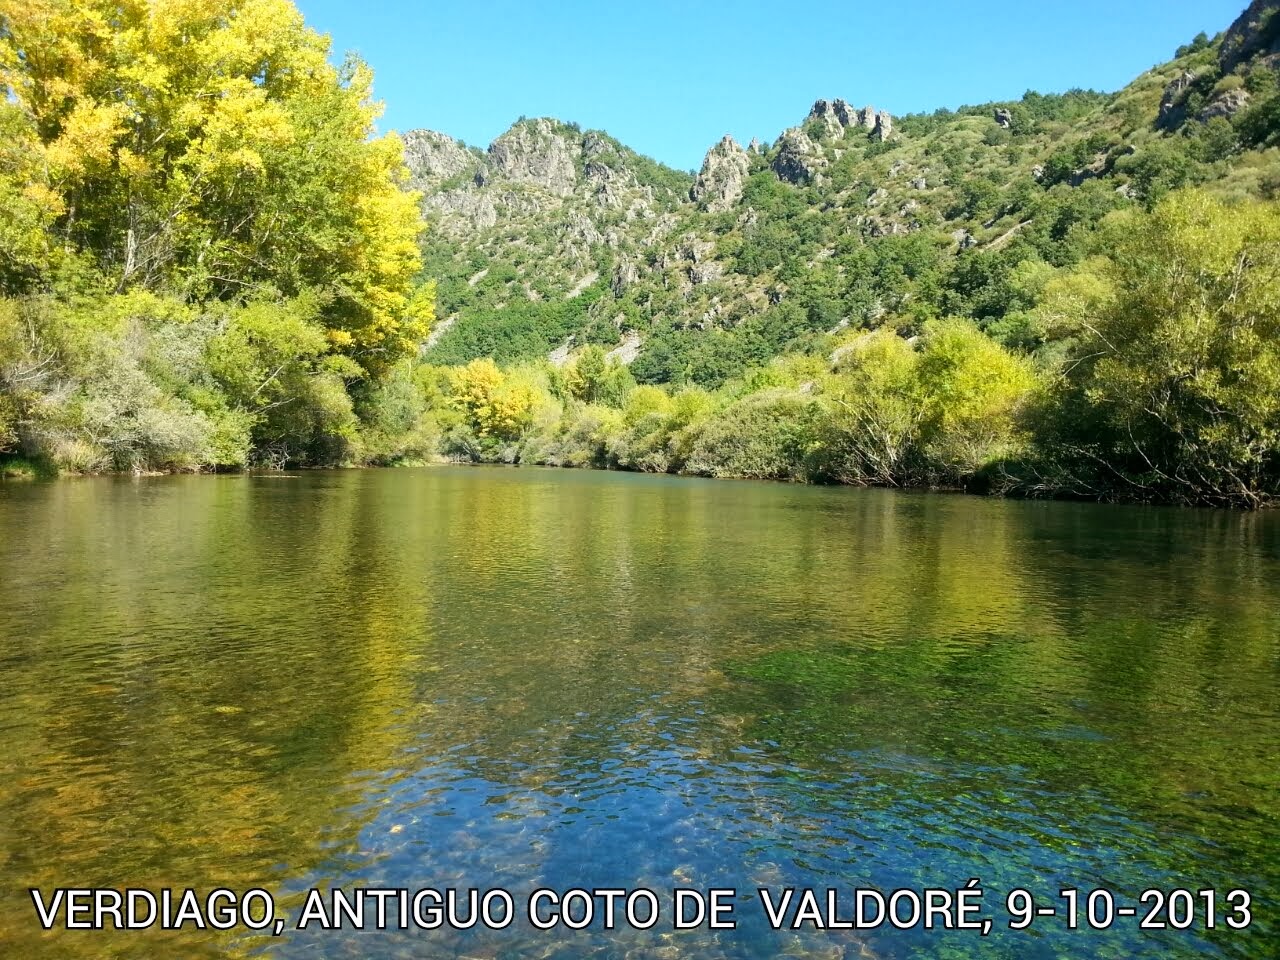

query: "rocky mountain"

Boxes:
[412, 1, 1280, 386]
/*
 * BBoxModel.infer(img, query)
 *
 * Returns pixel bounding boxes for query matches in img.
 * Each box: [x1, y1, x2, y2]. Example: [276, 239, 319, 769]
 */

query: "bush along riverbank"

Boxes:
[362, 190, 1280, 510]
[3, 3, 1280, 508]
[4, 189, 1280, 508]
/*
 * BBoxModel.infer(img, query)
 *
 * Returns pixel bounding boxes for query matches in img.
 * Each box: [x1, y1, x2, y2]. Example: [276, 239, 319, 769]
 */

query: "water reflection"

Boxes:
[0, 468, 1276, 958]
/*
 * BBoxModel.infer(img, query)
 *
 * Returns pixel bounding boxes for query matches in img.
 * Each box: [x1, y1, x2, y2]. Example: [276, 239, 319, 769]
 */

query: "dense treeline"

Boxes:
[0, 0, 431, 472]
[2, 2, 1279, 508]
[408, 191, 1280, 508]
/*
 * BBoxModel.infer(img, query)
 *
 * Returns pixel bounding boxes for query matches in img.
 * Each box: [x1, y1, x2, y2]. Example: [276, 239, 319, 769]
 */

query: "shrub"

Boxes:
[685, 390, 822, 480]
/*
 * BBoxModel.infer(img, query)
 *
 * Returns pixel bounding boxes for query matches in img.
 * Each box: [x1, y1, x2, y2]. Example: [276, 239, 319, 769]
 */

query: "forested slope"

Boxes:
[3, 0, 1280, 506]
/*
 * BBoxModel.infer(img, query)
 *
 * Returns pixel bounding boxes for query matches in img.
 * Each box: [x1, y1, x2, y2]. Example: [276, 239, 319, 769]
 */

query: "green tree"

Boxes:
[1041, 190, 1280, 506]
[914, 318, 1036, 480]
[0, 0, 431, 373]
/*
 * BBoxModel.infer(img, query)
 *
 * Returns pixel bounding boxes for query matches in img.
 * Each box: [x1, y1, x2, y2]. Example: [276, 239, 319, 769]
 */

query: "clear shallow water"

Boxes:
[0, 466, 1277, 959]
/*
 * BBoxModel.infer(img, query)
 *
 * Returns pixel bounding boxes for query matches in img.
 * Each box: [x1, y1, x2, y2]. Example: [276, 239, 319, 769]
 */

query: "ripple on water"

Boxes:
[0, 469, 1275, 958]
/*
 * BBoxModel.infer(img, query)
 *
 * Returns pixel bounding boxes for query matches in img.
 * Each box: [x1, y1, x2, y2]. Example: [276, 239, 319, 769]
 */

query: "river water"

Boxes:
[0, 467, 1276, 958]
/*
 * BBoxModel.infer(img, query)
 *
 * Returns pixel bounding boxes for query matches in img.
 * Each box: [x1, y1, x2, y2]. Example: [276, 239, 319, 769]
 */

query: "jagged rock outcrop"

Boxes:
[994, 108, 1013, 128]
[871, 110, 893, 141]
[1220, 0, 1280, 73]
[808, 99, 881, 138]
[1069, 152, 1110, 187]
[421, 187, 499, 233]
[1158, 70, 1199, 128]
[488, 119, 579, 196]
[690, 261, 723, 285]
[808, 99, 845, 138]
[1202, 87, 1252, 120]
[612, 258, 639, 296]
[748, 137, 764, 154]
[402, 130, 476, 189]
[691, 135, 750, 212]
[678, 237, 714, 264]
[772, 127, 823, 184]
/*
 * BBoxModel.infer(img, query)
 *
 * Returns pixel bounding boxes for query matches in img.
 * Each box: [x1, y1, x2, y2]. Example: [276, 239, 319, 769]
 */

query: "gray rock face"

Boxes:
[1201, 87, 1252, 120]
[994, 108, 1013, 128]
[1158, 70, 1198, 128]
[402, 130, 476, 189]
[679, 237, 714, 264]
[1069, 153, 1109, 187]
[605, 331, 641, 365]
[871, 110, 893, 141]
[1220, 0, 1280, 73]
[911, 177, 928, 190]
[808, 99, 846, 138]
[748, 137, 764, 154]
[691, 135, 750, 212]
[808, 98, 882, 138]
[772, 127, 823, 184]
[612, 258, 639, 296]
[689, 261, 723, 285]
[421, 187, 499, 233]
[488, 119, 578, 196]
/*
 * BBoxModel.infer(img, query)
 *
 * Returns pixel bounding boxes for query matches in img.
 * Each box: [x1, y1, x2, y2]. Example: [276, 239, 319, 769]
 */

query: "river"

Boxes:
[0, 467, 1276, 958]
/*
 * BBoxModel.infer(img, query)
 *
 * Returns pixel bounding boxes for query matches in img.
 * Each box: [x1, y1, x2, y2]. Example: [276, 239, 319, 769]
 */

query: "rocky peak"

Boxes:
[1220, 0, 1280, 73]
[807, 98, 880, 137]
[772, 127, 823, 184]
[808, 99, 845, 138]
[488, 118, 579, 196]
[871, 110, 893, 141]
[402, 130, 476, 189]
[691, 135, 750, 212]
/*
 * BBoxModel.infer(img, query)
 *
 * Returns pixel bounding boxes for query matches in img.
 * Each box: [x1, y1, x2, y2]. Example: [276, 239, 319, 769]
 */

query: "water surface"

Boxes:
[0, 467, 1277, 958]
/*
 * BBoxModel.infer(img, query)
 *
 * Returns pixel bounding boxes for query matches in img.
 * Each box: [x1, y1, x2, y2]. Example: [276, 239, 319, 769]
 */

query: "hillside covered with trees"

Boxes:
[3, 0, 1280, 507]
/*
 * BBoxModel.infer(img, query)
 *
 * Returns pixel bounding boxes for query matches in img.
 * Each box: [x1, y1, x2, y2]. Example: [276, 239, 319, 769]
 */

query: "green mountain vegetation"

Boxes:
[3, 0, 1280, 506]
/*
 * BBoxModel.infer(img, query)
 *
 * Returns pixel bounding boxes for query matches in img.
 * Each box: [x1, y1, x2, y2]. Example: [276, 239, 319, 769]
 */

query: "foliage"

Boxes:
[0, 0, 434, 472]
[1028, 191, 1280, 506]
[685, 390, 822, 480]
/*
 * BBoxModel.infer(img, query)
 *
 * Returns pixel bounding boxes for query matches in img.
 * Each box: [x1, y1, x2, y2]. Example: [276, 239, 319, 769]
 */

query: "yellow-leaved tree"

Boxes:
[0, 0, 432, 373]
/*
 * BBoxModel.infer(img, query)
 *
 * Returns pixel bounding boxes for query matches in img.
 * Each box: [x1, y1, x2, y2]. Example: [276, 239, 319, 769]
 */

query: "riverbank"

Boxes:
[4, 451, 1263, 513]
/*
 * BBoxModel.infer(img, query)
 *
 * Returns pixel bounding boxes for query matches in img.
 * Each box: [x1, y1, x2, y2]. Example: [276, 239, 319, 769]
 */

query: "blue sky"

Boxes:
[296, 0, 1244, 172]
